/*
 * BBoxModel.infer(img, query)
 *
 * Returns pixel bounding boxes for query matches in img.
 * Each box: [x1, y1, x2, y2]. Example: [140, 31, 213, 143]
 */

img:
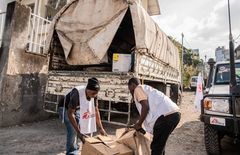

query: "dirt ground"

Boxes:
[1, 92, 240, 155]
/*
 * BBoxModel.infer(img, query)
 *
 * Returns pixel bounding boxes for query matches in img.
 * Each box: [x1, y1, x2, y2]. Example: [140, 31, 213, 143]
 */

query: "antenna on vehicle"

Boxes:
[228, 0, 237, 93]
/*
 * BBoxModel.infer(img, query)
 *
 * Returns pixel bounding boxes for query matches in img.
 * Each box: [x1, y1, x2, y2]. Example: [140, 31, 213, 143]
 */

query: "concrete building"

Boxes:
[0, 1, 51, 126]
[0, 0, 71, 126]
[215, 46, 229, 62]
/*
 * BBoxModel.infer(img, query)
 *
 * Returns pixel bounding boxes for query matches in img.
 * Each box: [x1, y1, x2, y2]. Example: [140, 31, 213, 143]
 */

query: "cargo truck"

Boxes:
[43, 0, 181, 125]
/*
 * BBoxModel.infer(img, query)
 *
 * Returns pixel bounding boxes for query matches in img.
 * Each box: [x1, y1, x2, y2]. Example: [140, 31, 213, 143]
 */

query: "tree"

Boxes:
[168, 36, 202, 88]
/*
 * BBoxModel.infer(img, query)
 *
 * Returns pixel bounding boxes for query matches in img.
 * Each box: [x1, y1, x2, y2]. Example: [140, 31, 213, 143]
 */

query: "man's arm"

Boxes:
[95, 99, 107, 135]
[134, 100, 149, 130]
[68, 108, 86, 143]
[132, 86, 149, 130]
[67, 89, 86, 142]
[68, 108, 81, 133]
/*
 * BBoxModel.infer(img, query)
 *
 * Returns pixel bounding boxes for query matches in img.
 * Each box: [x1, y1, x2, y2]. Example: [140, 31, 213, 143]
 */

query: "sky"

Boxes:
[153, 0, 240, 61]
[1, 0, 239, 61]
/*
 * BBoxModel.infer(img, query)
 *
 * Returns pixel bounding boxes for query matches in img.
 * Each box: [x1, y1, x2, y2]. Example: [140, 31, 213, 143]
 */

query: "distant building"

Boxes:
[236, 45, 240, 60]
[192, 49, 200, 60]
[215, 46, 229, 62]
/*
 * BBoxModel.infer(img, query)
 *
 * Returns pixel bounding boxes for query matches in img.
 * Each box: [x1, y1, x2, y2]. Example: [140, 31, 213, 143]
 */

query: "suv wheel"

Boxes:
[204, 124, 221, 154]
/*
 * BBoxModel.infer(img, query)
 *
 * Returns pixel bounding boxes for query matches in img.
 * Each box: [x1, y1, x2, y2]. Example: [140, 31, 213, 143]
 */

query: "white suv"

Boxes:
[201, 60, 240, 154]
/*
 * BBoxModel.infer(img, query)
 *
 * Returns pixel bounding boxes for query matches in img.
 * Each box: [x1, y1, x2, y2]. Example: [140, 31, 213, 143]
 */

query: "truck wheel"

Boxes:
[204, 124, 221, 155]
[177, 92, 182, 105]
[170, 84, 181, 104]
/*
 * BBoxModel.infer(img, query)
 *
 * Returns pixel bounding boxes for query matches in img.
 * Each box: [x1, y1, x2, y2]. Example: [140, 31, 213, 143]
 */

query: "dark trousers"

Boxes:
[151, 112, 181, 155]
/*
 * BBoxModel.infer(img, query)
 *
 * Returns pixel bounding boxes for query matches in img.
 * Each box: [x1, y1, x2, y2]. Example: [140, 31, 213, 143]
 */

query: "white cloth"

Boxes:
[134, 85, 179, 134]
[194, 73, 203, 112]
[77, 86, 97, 134]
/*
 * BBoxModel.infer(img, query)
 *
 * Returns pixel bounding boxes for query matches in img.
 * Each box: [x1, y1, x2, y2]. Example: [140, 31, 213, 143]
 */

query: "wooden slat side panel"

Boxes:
[45, 72, 133, 103]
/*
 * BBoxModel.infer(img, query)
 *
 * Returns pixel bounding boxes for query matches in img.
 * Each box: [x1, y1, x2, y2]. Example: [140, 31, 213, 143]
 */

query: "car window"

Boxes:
[191, 77, 197, 82]
[214, 63, 240, 84]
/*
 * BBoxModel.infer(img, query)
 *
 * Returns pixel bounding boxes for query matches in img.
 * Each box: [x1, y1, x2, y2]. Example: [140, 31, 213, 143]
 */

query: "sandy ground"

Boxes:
[1, 92, 240, 155]
[166, 91, 206, 155]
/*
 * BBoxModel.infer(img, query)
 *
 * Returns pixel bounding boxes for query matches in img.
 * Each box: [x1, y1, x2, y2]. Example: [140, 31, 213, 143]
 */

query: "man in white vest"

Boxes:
[128, 78, 181, 155]
[58, 77, 106, 155]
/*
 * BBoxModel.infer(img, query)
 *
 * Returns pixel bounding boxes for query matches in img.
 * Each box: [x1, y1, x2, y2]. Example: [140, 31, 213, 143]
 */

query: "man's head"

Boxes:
[128, 78, 140, 95]
[86, 77, 100, 98]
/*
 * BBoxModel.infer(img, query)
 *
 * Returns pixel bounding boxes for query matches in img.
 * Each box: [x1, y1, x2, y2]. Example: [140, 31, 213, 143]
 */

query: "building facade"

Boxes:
[0, 0, 70, 126]
[215, 46, 229, 62]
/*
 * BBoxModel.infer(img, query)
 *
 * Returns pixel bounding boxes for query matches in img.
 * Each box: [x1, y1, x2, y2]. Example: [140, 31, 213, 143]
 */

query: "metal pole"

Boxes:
[228, 0, 236, 92]
[227, 0, 238, 139]
[181, 33, 184, 91]
[34, 0, 39, 15]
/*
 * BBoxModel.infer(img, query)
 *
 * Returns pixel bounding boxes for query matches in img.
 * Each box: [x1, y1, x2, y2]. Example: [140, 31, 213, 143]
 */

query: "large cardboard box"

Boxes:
[117, 128, 152, 155]
[112, 53, 132, 72]
[81, 135, 133, 155]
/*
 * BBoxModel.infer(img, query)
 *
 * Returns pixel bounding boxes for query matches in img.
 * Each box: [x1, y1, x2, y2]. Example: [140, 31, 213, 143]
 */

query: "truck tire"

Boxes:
[170, 84, 181, 105]
[204, 124, 221, 155]
[177, 92, 182, 105]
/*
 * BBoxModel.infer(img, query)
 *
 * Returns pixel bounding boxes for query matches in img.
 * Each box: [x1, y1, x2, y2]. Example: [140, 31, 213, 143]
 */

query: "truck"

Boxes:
[43, 0, 181, 125]
[201, 2, 240, 154]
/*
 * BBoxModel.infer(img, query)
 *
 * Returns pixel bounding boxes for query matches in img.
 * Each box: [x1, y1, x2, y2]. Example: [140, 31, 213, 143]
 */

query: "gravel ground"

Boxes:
[1, 91, 240, 155]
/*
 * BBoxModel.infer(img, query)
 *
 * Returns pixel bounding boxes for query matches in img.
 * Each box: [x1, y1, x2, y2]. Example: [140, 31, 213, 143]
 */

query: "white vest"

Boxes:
[76, 86, 97, 134]
[134, 85, 179, 134]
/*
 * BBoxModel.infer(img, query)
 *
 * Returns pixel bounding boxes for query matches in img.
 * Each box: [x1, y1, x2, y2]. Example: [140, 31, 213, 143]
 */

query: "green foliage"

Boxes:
[168, 36, 202, 88]
[183, 49, 193, 66]
[183, 66, 198, 88]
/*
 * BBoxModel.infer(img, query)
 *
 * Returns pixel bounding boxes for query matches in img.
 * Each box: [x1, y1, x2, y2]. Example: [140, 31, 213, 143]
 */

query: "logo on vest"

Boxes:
[82, 109, 95, 119]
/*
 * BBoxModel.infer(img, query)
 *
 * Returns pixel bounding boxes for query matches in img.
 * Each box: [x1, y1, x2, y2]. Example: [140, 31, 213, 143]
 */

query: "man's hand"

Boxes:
[133, 123, 142, 130]
[77, 133, 86, 144]
[128, 123, 146, 134]
[99, 128, 107, 136]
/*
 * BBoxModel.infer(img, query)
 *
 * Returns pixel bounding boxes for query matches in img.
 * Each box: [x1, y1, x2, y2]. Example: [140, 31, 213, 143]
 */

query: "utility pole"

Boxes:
[181, 33, 184, 92]
[227, 0, 236, 92]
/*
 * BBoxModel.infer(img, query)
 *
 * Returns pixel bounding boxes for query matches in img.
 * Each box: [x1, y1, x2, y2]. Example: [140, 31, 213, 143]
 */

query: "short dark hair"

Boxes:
[128, 77, 140, 86]
[86, 77, 100, 91]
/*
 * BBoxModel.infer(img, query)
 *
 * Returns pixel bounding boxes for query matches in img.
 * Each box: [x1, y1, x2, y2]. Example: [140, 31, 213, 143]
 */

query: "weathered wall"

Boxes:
[0, 2, 51, 127]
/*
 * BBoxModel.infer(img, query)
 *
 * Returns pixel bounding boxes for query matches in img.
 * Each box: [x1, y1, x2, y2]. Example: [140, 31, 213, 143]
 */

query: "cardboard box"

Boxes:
[117, 128, 152, 155]
[81, 135, 133, 155]
[112, 53, 132, 72]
